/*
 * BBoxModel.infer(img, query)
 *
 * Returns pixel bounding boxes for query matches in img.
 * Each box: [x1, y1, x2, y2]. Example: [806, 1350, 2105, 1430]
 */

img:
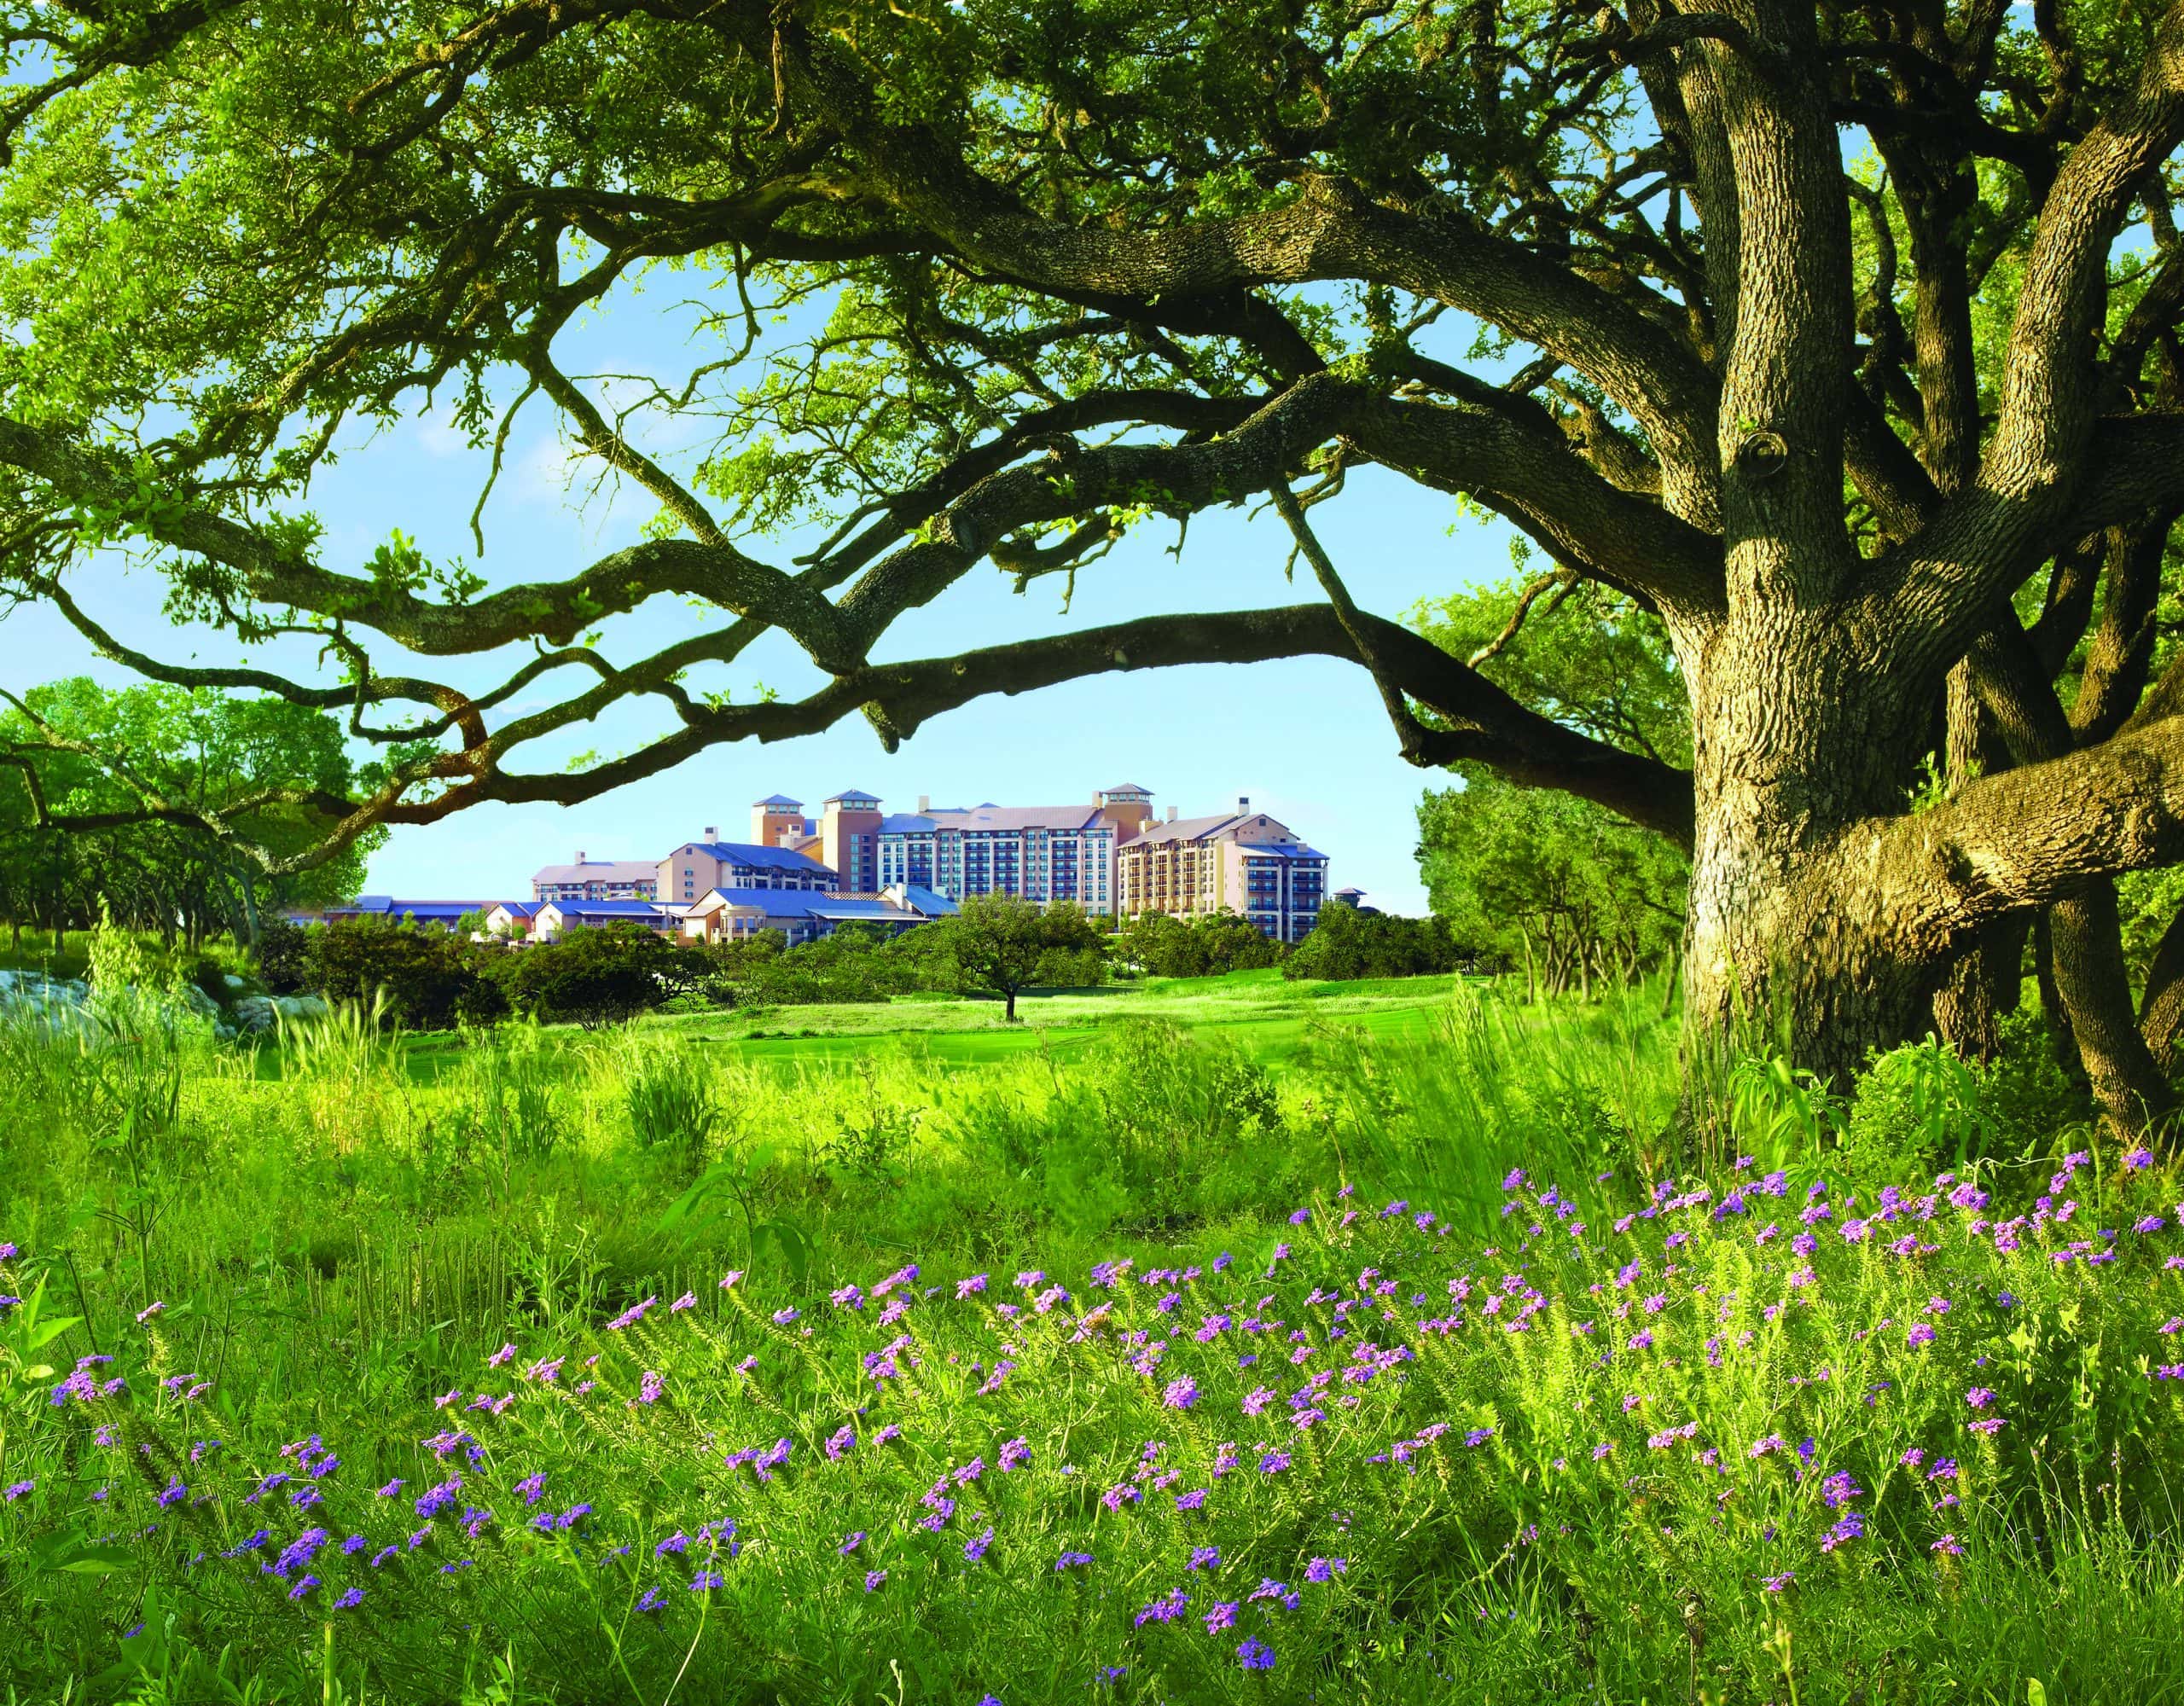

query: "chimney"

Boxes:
[1238, 796, 1250, 813]
[577, 850, 586, 863]
[704, 825, 717, 841]
[917, 794, 930, 813]
[1166, 806, 1178, 823]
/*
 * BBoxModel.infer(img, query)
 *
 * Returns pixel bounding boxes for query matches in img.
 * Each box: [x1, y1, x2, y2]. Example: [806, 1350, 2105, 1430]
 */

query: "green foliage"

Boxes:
[253, 918, 314, 995]
[1408, 577, 1689, 766]
[1, 984, 2178, 1703]
[0, 679, 381, 949]
[914, 893, 1108, 1020]
[459, 1018, 563, 1168]
[617, 1036, 720, 1164]
[2117, 863, 2184, 989]
[1282, 897, 1463, 982]
[1114, 909, 1284, 978]
[306, 915, 497, 1031]
[1838, 1038, 2001, 1183]
[502, 925, 709, 1030]
[1409, 576, 1688, 994]
[1729, 1013, 2093, 1186]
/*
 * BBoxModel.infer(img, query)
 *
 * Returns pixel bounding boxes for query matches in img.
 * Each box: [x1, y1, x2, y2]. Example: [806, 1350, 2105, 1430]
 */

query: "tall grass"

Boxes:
[0, 981, 2169, 1703]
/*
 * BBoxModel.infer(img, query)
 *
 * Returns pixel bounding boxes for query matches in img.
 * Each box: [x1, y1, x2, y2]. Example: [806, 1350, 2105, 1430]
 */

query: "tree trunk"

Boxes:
[1932, 916, 2027, 1062]
[1680, 620, 1935, 1088]
[2140, 906, 2184, 1071]
[1931, 659, 2021, 1059]
[2049, 882, 2175, 1134]
[1003, 985, 1017, 1022]
[2034, 910, 2087, 1082]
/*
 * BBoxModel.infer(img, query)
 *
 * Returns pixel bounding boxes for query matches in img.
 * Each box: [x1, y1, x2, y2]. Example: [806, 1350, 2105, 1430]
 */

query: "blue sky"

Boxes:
[0, 287, 1521, 914]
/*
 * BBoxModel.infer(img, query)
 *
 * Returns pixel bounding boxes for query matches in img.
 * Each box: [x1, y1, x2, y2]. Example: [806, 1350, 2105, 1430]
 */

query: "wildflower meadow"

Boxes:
[3, 990, 2182, 1703]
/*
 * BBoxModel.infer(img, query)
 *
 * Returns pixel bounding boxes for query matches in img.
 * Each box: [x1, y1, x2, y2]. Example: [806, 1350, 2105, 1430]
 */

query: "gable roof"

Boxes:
[925, 803, 1107, 833]
[1123, 812, 1243, 845]
[752, 793, 804, 807]
[675, 839, 836, 874]
[1126, 811, 1302, 849]
[824, 788, 881, 804]
[532, 859, 658, 885]
[536, 899, 668, 918]
[688, 887, 925, 923]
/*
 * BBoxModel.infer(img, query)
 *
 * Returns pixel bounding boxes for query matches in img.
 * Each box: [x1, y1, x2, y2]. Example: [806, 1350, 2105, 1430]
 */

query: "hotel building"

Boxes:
[868, 786, 1152, 914]
[656, 830, 838, 908]
[1115, 799, 1329, 943]
[531, 854, 659, 902]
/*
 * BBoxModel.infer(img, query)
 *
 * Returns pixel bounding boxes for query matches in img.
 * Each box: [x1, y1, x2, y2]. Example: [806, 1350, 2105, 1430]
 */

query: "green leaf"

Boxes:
[752, 1218, 809, 1287]
[26, 1315, 81, 1350]
[58, 1550, 135, 1574]
[658, 1166, 725, 1232]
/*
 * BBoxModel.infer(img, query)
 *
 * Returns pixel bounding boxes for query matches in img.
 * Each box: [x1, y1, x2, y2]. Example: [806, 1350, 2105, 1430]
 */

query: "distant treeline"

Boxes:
[261, 895, 1485, 1030]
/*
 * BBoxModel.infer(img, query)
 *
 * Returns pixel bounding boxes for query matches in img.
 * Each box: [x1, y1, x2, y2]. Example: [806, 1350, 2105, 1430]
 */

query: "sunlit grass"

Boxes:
[1, 984, 2176, 1703]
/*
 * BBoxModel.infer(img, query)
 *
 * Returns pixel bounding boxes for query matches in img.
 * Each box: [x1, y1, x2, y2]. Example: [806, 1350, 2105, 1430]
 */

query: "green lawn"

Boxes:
[398, 966, 1481, 1076]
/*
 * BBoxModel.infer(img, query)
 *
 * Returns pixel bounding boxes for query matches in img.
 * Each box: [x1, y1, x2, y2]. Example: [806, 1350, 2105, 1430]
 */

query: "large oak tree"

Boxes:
[6, 0, 2184, 1116]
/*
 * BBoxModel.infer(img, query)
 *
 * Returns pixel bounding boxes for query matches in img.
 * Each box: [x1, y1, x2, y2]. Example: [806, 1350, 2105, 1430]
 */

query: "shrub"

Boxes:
[1114, 909, 1283, 977]
[510, 923, 708, 1028]
[1283, 898, 1463, 980]
[307, 914, 489, 1029]
[188, 953, 230, 1008]
[1839, 1037, 2001, 1183]
[253, 917, 313, 994]
[620, 1041, 720, 1162]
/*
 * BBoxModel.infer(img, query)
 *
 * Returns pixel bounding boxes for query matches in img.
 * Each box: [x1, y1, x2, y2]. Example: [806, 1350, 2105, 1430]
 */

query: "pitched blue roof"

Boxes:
[878, 813, 939, 833]
[812, 899, 917, 920]
[492, 901, 540, 917]
[897, 885, 960, 915]
[752, 793, 803, 807]
[347, 897, 490, 918]
[825, 789, 881, 804]
[541, 900, 666, 917]
[703, 887, 826, 917]
[1235, 843, 1328, 862]
[701, 888, 921, 922]
[692, 840, 837, 874]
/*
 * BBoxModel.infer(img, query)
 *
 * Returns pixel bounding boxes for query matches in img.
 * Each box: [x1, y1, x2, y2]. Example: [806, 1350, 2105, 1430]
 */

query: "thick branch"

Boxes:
[1846, 708, 2184, 951]
[766, 21, 1724, 525]
[0, 415, 853, 665]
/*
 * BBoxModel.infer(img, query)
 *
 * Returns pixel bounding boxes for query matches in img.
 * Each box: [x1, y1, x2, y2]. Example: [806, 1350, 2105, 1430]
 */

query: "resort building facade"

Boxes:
[656, 833, 838, 906]
[678, 883, 956, 948]
[1115, 800, 1329, 943]
[531, 856, 659, 902]
[347, 786, 1327, 944]
[868, 785, 1156, 914]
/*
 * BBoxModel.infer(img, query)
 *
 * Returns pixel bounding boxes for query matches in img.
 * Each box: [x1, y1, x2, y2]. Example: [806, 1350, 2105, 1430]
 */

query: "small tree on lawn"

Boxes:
[932, 894, 1105, 1023]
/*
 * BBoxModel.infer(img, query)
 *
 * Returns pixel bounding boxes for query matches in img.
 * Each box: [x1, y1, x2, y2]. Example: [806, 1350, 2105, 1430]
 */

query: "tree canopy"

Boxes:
[0, 678, 380, 949]
[920, 893, 1107, 1020]
[9, 0, 2184, 1121]
[1411, 576, 1688, 997]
